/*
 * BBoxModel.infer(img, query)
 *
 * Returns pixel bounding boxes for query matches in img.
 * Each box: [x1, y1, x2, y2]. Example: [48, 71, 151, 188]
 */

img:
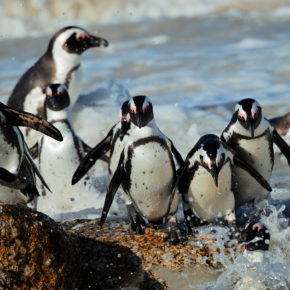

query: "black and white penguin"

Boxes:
[175, 134, 271, 233]
[71, 99, 131, 185]
[239, 222, 270, 251]
[7, 26, 108, 145]
[0, 102, 62, 204]
[221, 98, 290, 207]
[33, 84, 96, 214]
[99, 95, 184, 244]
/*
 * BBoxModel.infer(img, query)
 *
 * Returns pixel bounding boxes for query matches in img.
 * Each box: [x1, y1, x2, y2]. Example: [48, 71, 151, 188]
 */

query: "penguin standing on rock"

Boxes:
[0, 102, 62, 204]
[7, 26, 109, 146]
[33, 84, 98, 214]
[99, 95, 184, 244]
[221, 98, 290, 207]
[175, 134, 271, 233]
[72, 99, 131, 185]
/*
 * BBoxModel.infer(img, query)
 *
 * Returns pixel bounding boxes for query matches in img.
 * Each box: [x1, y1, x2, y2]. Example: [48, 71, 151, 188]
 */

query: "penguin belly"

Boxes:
[0, 186, 27, 205]
[126, 142, 176, 221]
[38, 123, 86, 214]
[234, 136, 272, 207]
[185, 164, 235, 222]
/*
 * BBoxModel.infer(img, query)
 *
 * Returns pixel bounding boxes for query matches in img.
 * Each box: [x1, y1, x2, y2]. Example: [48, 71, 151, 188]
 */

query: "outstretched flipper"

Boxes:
[72, 127, 114, 185]
[81, 140, 110, 164]
[24, 145, 51, 192]
[233, 155, 272, 192]
[272, 129, 290, 165]
[0, 102, 63, 141]
[99, 153, 124, 226]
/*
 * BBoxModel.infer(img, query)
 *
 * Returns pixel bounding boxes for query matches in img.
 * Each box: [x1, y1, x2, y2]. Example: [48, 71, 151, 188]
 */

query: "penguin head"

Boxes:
[47, 26, 108, 57]
[235, 98, 262, 137]
[239, 222, 270, 251]
[118, 100, 131, 141]
[196, 134, 226, 186]
[128, 95, 154, 128]
[45, 84, 70, 111]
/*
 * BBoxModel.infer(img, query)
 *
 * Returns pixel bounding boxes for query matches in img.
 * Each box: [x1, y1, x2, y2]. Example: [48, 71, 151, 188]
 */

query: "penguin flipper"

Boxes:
[100, 153, 124, 227]
[0, 168, 26, 189]
[272, 129, 290, 165]
[0, 102, 63, 141]
[24, 147, 51, 192]
[72, 128, 113, 185]
[82, 140, 109, 164]
[170, 140, 185, 168]
[233, 155, 272, 192]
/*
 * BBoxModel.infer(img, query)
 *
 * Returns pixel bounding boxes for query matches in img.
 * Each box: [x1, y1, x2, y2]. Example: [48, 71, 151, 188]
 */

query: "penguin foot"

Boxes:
[239, 221, 270, 251]
[163, 217, 183, 245]
[184, 209, 205, 234]
[127, 204, 146, 234]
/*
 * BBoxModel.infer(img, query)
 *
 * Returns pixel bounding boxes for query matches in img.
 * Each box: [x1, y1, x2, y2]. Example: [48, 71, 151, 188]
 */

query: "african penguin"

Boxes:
[0, 102, 62, 204]
[221, 98, 290, 207]
[99, 95, 184, 244]
[7, 26, 109, 146]
[72, 99, 131, 185]
[33, 84, 96, 214]
[239, 222, 270, 251]
[176, 134, 271, 233]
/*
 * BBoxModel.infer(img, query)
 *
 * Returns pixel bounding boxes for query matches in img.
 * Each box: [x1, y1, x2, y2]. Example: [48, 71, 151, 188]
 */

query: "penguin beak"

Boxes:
[87, 35, 109, 48]
[250, 121, 255, 138]
[212, 165, 219, 187]
[120, 121, 130, 141]
[137, 115, 143, 128]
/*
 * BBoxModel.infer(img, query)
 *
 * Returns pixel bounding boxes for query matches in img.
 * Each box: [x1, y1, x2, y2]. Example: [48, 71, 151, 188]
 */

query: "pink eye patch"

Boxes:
[77, 33, 90, 41]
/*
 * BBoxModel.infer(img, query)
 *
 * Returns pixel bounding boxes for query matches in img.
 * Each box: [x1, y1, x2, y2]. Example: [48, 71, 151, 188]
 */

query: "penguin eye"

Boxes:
[143, 105, 149, 112]
[77, 33, 90, 41]
[252, 109, 259, 119]
[238, 111, 247, 121]
[130, 106, 137, 114]
[57, 89, 64, 95]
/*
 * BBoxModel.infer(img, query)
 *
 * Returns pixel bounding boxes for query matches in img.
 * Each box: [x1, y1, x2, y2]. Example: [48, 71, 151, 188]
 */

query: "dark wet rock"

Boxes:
[0, 205, 165, 289]
[0, 204, 81, 289]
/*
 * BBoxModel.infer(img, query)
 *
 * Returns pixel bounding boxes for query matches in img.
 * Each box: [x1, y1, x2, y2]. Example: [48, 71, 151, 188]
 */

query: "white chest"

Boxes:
[125, 142, 176, 221]
[237, 134, 272, 180]
[185, 164, 235, 221]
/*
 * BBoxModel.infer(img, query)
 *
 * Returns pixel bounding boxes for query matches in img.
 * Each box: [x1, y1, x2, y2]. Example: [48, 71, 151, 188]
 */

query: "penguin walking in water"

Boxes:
[175, 134, 271, 233]
[7, 26, 109, 146]
[99, 95, 184, 244]
[72, 99, 131, 185]
[221, 98, 290, 207]
[33, 84, 99, 214]
[0, 102, 62, 204]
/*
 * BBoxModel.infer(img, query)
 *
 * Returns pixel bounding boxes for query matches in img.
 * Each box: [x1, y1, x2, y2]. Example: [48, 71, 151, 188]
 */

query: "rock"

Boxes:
[0, 204, 81, 289]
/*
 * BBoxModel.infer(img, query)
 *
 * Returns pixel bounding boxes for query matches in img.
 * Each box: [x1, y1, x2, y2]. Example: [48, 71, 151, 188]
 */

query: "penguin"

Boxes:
[175, 134, 272, 233]
[72, 99, 131, 185]
[239, 222, 270, 251]
[0, 102, 62, 204]
[221, 98, 290, 207]
[7, 26, 109, 146]
[98, 95, 184, 243]
[269, 112, 290, 136]
[33, 84, 98, 214]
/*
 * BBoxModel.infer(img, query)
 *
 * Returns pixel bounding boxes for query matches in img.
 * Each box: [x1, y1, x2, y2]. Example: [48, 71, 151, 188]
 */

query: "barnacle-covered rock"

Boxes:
[0, 204, 80, 289]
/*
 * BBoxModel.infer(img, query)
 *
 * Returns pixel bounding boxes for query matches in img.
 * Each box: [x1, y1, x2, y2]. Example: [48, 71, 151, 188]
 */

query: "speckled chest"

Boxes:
[236, 131, 273, 178]
[185, 161, 235, 221]
[122, 137, 175, 220]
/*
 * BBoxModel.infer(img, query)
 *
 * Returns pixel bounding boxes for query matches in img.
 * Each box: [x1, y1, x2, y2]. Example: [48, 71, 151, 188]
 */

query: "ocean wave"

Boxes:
[1, 0, 290, 39]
